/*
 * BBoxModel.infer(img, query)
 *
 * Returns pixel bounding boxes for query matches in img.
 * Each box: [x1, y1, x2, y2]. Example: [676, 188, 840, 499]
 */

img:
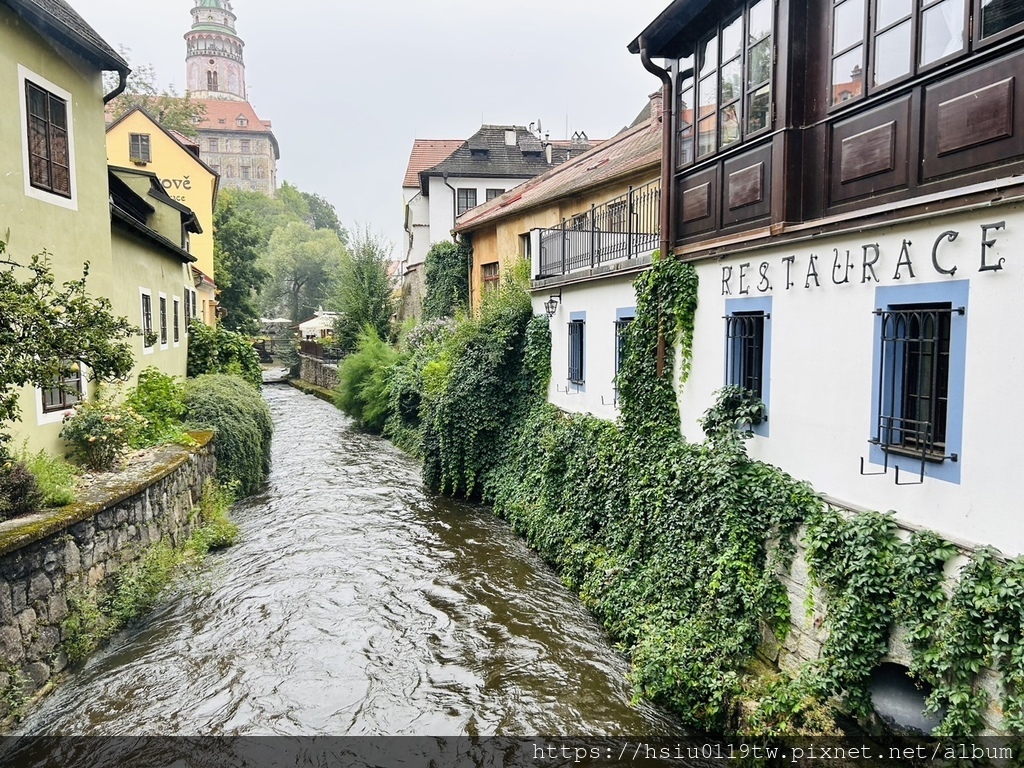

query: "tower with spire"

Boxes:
[185, 0, 280, 195]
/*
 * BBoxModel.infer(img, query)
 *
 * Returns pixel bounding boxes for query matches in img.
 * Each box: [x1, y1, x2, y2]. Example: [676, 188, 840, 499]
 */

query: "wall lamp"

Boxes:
[544, 288, 562, 318]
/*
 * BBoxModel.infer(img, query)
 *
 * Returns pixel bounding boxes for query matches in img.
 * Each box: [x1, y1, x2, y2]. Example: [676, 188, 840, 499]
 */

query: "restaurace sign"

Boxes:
[721, 222, 1007, 296]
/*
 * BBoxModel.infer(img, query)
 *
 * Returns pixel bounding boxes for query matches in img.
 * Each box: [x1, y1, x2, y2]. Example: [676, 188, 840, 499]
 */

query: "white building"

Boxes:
[297, 310, 340, 340]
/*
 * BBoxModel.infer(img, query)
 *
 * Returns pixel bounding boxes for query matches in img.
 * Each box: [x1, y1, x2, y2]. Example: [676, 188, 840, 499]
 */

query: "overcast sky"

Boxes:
[70, 0, 671, 255]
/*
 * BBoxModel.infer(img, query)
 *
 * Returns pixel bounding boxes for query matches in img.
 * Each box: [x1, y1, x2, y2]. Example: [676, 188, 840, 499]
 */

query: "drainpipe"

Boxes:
[103, 67, 130, 104]
[639, 39, 674, 261]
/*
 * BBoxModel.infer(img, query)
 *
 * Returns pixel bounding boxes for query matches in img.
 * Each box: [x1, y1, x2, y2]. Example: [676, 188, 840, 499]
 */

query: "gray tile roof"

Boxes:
[420, 125, 591, 192]
[3, 0, 128, 71]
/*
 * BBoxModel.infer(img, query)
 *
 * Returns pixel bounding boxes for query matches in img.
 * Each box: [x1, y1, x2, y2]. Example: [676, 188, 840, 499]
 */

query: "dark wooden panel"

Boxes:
[923, 51, 1024, 181]
[840, 122, 895, 182]
[682, 183, 710, 222]
[723, 143, 773, 226]
[728, 163, 763, 209]
[829, 96, 911, 205]
[675, 166, 718, 240]
[937, 79, 1013, 155]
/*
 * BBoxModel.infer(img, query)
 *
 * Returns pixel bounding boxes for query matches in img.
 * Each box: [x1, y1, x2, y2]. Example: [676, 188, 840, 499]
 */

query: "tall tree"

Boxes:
[104, 51, 205, 137]
[213, 193, 268, 333]
[0, 239, 135, 453]
[261, 222, 347, 323]
[333, 228, 396, 352]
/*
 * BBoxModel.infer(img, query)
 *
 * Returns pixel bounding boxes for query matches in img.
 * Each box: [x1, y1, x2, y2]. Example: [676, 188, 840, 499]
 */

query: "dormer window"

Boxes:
[236, 116, 248, 127]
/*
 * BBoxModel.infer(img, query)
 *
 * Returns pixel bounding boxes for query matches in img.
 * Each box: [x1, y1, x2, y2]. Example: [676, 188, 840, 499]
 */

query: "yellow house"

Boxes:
[1, 0, 128, 454]
[106, 107, 220, 325]
[108, 166, 199, 383]
[454, 100, 662, 313]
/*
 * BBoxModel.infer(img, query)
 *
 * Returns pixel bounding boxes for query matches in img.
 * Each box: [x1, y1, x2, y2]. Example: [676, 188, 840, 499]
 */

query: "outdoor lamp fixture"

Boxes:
[544, 291, 561, 318]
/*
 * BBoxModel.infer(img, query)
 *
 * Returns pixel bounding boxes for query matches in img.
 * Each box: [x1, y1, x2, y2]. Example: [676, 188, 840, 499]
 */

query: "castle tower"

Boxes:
[185, 0, 246, 101]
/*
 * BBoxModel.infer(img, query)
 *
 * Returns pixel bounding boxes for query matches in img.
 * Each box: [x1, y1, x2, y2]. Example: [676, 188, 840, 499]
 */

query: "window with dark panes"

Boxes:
[614, 317, 634, 377]
[486, 188, 505, 201]
[142, 293, 154, 347]
[981, 0, 1024, 38]
[240, 139, 250, 153]
[129, 133, 151, 163]
[41, 362, 82, 414]
[25, 81, 71, 197]
[679, 0, 773, 165]
[457, 188, 477, 215]
[568, 320, 585, 384]
[174, 299, 181, 343]
[209, 138, 219, 153]
[725, 311, 766, 398]
[159, 296, 168, 345]
[241, 166, 251, 180]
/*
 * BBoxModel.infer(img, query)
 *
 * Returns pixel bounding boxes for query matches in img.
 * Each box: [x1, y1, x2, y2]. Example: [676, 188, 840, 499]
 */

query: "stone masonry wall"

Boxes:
[759, 504, 1004, 734]
[0, 435, 215, 722]
[299, 354, 339, 391]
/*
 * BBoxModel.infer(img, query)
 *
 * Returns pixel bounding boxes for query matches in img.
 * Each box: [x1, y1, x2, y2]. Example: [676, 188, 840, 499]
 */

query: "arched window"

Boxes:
[207, 70, 219, 91]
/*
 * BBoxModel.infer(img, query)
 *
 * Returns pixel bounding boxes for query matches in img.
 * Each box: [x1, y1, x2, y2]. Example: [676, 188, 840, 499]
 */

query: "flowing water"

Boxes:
[4, 386, 698, 765]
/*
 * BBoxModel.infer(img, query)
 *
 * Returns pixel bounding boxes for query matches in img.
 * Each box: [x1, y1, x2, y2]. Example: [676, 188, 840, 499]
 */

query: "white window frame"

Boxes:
[173, 295, 181, 347]
[159, 292, 169, 350]
[18, 65, 78, 210]
[140, 287, 155, 355]
[35, 363, 89, 426]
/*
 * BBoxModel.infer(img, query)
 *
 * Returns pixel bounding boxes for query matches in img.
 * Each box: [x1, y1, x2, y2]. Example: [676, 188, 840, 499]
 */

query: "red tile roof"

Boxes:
[403, 139, 464, 188]
[454, 117, 661, 232]
[194, 99, 274, 134]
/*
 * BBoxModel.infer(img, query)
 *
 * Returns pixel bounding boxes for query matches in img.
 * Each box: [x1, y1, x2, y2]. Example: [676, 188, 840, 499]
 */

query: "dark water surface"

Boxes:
[10, 386, 687, 755]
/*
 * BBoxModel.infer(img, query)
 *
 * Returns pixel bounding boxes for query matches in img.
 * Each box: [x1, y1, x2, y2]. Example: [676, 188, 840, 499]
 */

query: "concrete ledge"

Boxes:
[289, 378, 336, 404]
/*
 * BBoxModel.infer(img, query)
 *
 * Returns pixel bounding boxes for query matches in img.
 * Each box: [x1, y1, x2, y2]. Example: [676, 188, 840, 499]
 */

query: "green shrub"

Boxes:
[184, 374, 272, 496]
[16, 447, 77, 507]
[126, 367, 190, 448]
[0, 460, 43, 521]
[186, 320, 262, 387]
[186, 479, 239, 554]
[59, 399, 145, 470]
[334, 329, 399, 433]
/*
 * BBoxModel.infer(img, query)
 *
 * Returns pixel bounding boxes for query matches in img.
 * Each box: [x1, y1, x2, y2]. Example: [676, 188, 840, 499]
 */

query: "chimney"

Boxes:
[545, 143, 552, 164]
[648, 89, 664, 124]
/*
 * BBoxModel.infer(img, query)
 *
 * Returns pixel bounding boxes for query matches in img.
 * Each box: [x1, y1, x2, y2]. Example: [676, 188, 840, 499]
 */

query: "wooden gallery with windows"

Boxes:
[618, 0, 1024, 555]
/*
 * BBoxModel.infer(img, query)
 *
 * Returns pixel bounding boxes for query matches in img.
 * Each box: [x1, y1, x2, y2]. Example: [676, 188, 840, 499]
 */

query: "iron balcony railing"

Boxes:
[537, 179, 660, 278]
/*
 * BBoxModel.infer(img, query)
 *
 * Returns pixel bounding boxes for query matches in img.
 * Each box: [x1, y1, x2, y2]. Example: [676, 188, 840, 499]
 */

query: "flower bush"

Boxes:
[126, 367, 190, 448]
[60, 399, 146, 470]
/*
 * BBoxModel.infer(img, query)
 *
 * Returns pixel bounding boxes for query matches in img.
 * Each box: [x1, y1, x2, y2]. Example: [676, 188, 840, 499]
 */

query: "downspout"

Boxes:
[103, 67, 130, 104]
[640, 40, 674, 376]
[639, 39, 674, 261]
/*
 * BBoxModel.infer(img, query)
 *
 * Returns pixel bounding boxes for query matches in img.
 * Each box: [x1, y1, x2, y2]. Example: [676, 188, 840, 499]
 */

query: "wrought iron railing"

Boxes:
[537, 179, 660, 278]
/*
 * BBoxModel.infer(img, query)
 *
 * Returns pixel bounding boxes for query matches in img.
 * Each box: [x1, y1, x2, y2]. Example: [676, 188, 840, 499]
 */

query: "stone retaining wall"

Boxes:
[760, 505, 1004, 734]
[299, 354, 339, 391]
[0, 434, 215, 722]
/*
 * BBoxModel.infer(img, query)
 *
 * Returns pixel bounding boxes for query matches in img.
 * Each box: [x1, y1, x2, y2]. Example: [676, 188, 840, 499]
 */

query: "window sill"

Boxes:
[876, 443, 951, 464]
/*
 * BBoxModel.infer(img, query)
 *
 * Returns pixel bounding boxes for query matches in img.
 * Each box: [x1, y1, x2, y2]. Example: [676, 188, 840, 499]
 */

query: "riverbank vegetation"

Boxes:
[333, 252, 1024, 741]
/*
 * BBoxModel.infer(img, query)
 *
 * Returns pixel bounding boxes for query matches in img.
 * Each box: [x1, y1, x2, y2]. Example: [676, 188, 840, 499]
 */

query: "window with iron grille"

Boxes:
[873, 303, 958, 458]
[142, 292, 154, 348]
[41, 362, 82, 414]
[725, 311, 766, 398]
[481, 262, 500, 292]
[457, 188, 477, 215]
[25, 81, 71, 198]
[159, 296, 168, 346]
[568, 319, 585, 384]
[174, 298, 181, 343]
[129, 133, 151, 163]
[486, 188, 505, 201]
[615, 316, 634, 377]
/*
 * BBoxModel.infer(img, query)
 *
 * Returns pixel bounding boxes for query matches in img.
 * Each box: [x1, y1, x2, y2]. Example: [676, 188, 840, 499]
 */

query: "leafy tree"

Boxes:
[301, 191, 347, 243]
[333, 228, 396, 352]
[104, 51, 205, 137]
[422, 241, 470, 321]
[0, 239, 136, 454]
[261, 221, 347, 322]
[216, 183, 347, 246]
[213, 192, 268, 333]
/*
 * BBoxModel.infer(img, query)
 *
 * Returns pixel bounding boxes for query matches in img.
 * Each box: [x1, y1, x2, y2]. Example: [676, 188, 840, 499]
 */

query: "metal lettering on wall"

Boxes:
[720, 223, 1007, 295]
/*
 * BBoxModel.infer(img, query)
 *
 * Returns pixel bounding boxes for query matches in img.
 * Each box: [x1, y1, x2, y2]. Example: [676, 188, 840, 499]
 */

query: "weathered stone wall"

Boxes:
[0, 434, 215, 720]
[760, 504, 1004, 734]
[299, 354, 339, 390]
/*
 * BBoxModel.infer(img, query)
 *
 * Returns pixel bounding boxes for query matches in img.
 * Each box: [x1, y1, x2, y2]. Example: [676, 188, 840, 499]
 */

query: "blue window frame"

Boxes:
[867, 280, 968, 484]
[725, 296, 772, 436]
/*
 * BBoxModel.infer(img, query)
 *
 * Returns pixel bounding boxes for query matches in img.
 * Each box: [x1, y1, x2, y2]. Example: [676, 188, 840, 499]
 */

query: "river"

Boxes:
[3, 386, 698, 766]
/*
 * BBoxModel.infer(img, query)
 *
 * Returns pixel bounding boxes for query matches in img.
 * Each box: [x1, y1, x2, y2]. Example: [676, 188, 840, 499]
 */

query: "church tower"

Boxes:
[185, 0, 246, 101]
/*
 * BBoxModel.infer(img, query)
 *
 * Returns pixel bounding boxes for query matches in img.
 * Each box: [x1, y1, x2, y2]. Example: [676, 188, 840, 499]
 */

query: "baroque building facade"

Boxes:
[184, 0, 279, 195]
